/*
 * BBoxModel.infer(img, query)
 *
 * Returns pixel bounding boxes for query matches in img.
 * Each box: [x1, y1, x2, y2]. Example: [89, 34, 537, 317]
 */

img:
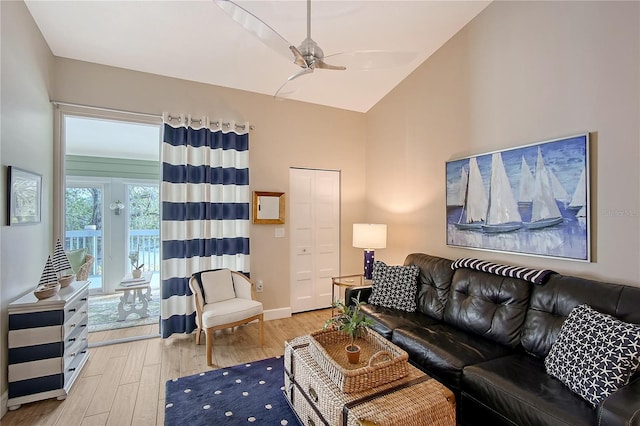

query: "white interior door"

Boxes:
[290, 168, 340, 313]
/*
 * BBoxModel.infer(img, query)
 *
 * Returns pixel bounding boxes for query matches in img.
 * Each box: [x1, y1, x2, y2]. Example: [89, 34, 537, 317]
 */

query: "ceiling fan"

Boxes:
[214, 0, 416, 99]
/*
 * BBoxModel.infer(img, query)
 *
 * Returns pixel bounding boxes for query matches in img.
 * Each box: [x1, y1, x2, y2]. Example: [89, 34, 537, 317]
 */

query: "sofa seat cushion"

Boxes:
[360, 304, 440, 340]
[391, 324, 514, 392]
[461, 354, 595, 426]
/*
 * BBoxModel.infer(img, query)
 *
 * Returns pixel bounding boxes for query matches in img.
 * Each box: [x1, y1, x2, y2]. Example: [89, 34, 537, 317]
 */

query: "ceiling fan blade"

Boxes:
[290, 46, 308, 68]
[323, 50, 418, 71]
[274, 67, 314, 100]
[314, 59, 346, 71]
[214, 0, 295, 63]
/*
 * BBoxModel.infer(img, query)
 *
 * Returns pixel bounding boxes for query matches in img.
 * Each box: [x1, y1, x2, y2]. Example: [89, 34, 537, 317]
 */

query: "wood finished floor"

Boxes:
[2, 309, 331, 426]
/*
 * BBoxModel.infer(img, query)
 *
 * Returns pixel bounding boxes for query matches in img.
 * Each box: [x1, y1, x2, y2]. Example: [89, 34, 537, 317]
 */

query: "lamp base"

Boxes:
[363, 249, 375, 280]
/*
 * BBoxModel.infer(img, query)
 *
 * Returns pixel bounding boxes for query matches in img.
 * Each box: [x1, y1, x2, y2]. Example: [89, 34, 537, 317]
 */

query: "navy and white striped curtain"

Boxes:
[160, 113, 250, 338]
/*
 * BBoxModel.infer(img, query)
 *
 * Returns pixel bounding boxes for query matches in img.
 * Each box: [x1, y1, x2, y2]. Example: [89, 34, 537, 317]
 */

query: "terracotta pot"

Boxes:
[345, 344, 361, 364]
[132, 269, 142, 279]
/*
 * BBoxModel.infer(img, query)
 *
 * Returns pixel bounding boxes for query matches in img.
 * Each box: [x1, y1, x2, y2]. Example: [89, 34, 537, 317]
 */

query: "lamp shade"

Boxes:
[353, 224, 387, 249]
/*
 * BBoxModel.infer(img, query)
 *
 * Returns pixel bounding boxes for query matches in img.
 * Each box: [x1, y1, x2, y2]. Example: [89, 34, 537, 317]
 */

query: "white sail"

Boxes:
[485, 153, 522, 230]
[548, 169, 570, 203]
[518, 156, 534, 204]
[466, 157, 488, 223]
[568, 167, 586, 209]
[530, 148, 562, 222]
[457, 167, 468, 207]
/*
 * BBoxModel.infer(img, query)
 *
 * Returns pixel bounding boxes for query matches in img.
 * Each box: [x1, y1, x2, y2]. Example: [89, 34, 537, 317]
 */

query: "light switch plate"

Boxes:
[275, 228, 285, 238]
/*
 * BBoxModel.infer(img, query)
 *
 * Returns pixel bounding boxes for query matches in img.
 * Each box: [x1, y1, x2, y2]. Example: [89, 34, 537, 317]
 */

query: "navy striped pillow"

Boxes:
[451, 258, 555, 285]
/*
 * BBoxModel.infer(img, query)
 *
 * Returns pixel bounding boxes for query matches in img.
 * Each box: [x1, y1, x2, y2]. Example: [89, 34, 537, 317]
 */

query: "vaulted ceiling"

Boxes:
[26, 1, 490, 113]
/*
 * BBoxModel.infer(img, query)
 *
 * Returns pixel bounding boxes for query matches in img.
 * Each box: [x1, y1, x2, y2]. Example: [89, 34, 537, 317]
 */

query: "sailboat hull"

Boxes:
[523, 217, 563, 230]
[454, 222, 485, 231]
[482, 223, 521, 233]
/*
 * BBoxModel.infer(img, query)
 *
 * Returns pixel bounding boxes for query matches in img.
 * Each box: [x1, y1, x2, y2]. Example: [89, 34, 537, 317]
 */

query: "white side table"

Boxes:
[115, 272, 153, 321]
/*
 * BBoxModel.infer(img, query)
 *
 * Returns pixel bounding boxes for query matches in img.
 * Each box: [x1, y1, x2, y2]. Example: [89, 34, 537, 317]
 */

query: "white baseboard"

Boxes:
[263, 307, 292, 321]
[1, 390, 8, 420]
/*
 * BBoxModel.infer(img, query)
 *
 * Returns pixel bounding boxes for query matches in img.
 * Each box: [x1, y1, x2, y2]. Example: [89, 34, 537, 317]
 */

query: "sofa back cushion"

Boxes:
[403, 253, 454, 320]
[521, 274, 640, 358]
[443, 268, 532, 348]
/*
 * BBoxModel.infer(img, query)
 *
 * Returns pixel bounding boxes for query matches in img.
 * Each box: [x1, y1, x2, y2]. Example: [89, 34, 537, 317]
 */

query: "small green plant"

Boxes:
[324, 292, 374, 350]
[128, 247, 144, 270]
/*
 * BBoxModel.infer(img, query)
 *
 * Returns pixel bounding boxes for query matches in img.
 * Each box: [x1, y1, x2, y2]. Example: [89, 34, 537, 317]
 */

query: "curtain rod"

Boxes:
[52, 101, 255, 131]
[51, 100, 162, 119]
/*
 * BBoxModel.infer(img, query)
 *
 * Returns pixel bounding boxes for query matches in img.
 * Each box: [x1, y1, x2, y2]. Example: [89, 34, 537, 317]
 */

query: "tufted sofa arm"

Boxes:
[598, 377, 640, 426]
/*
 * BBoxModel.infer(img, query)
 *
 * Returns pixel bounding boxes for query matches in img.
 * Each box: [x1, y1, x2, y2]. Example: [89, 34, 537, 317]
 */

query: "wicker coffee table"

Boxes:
[285, 334, 455, 426]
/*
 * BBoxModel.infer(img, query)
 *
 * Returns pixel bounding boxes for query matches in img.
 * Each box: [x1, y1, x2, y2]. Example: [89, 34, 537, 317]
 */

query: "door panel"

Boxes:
[290, 168, 340, 313]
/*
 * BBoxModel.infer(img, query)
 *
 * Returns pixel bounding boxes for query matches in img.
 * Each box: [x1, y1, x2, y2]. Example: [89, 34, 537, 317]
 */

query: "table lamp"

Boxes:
[352, 223, 387, 279]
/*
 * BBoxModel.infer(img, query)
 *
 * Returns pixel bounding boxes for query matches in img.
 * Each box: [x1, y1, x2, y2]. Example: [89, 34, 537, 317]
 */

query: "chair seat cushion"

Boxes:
[201, 298, 263, 328]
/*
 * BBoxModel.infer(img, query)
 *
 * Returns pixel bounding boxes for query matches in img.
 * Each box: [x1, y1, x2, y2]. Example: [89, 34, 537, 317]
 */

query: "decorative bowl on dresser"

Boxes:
[7, 280, 90, 410]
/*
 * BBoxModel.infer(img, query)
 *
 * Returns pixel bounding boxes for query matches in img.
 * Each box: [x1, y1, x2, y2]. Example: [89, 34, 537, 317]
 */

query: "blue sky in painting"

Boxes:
[446, 135, 587, 206]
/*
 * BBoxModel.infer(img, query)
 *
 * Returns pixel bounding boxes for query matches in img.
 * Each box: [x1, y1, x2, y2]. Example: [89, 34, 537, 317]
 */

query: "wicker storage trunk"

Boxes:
[285, 336, 455, 426]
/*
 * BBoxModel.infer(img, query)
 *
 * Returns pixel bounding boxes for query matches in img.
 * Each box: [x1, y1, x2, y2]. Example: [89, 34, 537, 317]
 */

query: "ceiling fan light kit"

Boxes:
[214, 0, 414, 100]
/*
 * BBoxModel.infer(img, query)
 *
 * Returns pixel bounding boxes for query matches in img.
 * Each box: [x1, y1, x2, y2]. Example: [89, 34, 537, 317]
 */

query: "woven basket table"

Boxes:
[308, 328, 409, 393]
[285, 335, 456, 426]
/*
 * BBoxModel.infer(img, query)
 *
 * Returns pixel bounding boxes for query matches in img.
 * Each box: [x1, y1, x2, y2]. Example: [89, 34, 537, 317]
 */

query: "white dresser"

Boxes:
[7, 280, 90, 410]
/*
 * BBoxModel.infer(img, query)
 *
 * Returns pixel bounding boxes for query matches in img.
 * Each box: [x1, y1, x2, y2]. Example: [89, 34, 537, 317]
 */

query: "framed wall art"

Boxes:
[445, 133, 590, 261]
[7, 166, 42, 225]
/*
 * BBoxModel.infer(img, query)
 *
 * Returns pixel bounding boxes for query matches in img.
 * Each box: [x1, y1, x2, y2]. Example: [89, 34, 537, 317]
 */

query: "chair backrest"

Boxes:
[191, 269, 237, 305]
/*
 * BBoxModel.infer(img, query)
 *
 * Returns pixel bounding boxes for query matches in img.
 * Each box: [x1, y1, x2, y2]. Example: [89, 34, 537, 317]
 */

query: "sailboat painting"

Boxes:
[446, 133, 590, 261]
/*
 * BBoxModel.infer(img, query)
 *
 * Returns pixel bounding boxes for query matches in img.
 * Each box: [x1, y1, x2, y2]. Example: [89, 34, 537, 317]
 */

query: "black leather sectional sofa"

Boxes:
[344, 253, 640, 426]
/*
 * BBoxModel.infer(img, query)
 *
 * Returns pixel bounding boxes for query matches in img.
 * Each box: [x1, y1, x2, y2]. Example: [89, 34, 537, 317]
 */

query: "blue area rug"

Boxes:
[165, 356, 302, 425]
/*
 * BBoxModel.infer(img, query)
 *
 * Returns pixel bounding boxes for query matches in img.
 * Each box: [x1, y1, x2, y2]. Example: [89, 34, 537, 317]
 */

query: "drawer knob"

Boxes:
[70, 323, 76, 328]
[81, 298, 88, 301]
[68, 368, 76, 372]
[68, 308, 76, 313]
[68, 338, 76, 342]
[308, 417, 315, 426]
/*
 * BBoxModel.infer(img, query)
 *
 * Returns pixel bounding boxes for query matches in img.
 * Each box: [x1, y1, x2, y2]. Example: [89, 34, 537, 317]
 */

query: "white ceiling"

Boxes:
[26, 0, 490, 113]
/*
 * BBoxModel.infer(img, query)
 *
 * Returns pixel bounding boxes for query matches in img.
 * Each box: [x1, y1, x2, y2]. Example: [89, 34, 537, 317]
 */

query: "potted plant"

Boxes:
[129, 248, 144, 279]
[324, 292, 374, 364]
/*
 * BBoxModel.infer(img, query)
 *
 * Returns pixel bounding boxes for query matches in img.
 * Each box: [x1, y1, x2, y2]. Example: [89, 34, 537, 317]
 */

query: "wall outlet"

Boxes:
[256, 280, 264, 292]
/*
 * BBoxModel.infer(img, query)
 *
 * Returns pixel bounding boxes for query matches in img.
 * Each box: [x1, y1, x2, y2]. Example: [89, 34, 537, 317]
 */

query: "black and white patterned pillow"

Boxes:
[544, 304, 640, 407]
[368, 261, 419, 312]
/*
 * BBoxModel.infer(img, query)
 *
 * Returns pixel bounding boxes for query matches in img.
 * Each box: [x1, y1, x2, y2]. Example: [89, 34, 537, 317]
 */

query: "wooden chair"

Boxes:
[189, 269, 264, 366]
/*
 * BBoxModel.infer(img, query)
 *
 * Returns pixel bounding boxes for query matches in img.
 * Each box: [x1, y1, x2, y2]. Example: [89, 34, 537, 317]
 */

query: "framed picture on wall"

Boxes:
[7, 166, 42, 225]
[445, 133, 590, 261]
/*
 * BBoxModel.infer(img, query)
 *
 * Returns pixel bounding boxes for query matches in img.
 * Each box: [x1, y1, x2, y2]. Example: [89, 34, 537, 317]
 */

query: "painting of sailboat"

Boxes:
[454, 157, 487, 230]
[522, 148, 563, 229]
[483, 153, 522, 233]
[446, 133, 590, 261]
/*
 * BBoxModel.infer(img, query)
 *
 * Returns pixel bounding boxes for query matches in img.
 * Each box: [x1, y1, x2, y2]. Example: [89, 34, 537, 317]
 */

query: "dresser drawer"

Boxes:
[63, 301, 88, 339]
[64, 291, 89, 322]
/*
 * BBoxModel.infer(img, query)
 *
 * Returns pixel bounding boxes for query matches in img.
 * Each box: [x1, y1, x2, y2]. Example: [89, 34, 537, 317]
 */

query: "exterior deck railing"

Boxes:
[65, 229, 160, 275]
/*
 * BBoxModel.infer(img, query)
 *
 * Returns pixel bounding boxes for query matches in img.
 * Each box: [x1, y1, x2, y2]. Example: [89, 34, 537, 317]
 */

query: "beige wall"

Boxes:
[52, 59, 367, 311]
[366, 1, 640, 286]
[0, 0, 56, 403]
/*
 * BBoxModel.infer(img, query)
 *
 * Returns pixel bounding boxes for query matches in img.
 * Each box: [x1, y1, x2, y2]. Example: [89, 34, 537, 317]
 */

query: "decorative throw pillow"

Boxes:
[200, 269, 236, 304]
[544, 304, 640, 407]
[368, 261, 419, 312]
[65, 248, 87, 273]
